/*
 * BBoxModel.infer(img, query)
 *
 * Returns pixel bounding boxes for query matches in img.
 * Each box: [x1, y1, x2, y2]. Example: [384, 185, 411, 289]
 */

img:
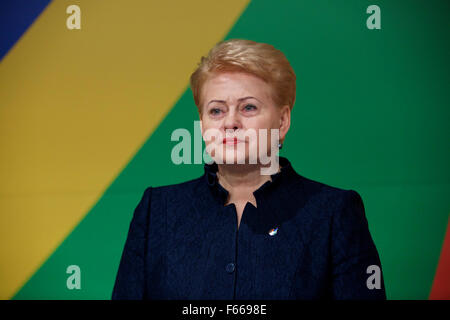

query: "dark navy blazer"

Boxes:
[112, 157, 386, 300]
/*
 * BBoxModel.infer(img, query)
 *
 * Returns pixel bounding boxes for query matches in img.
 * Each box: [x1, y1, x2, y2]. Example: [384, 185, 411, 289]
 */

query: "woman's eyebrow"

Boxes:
[207, 96, 261, 106]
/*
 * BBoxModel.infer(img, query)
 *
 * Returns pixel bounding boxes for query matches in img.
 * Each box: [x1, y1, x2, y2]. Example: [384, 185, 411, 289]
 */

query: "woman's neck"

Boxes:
[216, 163, 280, 205]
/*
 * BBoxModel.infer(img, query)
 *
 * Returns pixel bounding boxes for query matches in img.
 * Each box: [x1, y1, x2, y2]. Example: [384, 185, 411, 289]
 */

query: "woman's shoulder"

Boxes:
[292, 172, 365, 213]
[295, 172, 356, 196]
[139, 175, 206, 204]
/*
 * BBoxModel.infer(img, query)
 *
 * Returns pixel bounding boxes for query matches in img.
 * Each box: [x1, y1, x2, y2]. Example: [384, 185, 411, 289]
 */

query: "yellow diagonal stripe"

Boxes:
[0, 0, 250, 299]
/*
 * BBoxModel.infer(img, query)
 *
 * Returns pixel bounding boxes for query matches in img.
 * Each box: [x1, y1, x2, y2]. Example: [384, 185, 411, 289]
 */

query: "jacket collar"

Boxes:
[203, 156, 296, 205]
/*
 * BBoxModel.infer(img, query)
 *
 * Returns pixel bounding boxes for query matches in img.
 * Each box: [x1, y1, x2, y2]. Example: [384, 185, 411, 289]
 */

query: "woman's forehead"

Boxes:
[202, 72, 272, 104]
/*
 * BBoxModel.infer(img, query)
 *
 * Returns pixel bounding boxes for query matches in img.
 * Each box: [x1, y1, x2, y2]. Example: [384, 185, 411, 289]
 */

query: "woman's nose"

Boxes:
[223, 109, 241, 131]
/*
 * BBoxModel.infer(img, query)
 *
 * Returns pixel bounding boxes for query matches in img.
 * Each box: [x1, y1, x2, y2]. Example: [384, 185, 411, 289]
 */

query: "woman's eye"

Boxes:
[209, 108, 222, 115]
[243, 104, 257, 111]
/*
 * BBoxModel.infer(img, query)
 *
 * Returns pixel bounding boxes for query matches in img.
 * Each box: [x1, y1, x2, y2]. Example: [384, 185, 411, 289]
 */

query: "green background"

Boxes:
[14, 0, 450, 299]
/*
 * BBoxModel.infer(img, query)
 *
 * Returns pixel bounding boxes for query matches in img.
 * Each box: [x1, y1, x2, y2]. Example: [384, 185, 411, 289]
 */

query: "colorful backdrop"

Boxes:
[1, 0, 449, 300]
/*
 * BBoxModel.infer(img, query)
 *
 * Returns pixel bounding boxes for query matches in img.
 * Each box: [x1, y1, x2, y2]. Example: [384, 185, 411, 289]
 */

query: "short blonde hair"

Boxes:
[190, 39, 296, 113]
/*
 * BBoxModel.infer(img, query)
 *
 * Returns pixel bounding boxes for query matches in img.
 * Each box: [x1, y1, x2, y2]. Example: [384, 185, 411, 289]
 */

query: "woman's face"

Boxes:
[200, 71, 290, 166]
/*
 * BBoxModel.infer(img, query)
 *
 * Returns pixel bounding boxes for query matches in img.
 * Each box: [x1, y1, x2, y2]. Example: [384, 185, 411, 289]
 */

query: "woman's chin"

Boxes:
[213, 152, 248, 165]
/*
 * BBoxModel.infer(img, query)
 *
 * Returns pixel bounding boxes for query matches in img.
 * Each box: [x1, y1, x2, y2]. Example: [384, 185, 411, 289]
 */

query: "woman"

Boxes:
[112, 39, 386, 300]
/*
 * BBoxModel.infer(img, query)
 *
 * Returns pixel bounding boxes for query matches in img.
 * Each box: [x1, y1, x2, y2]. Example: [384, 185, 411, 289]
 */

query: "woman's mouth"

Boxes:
[223, 137, 239, 145]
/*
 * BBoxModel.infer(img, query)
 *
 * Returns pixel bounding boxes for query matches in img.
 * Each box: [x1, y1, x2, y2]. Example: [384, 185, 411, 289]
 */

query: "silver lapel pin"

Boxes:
[268, 227, 278, 236]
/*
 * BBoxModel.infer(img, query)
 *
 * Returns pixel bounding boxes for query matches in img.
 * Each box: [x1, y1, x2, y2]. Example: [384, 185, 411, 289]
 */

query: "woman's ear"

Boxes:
[279, 105, 291, 142]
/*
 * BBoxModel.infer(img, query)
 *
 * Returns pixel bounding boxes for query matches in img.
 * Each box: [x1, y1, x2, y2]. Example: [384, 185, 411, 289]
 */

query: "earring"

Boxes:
[278, 142, 283, 150]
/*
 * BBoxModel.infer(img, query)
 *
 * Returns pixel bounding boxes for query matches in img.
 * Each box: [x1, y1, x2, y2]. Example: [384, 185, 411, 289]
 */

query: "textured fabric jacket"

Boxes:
[112, 157, 386, 300]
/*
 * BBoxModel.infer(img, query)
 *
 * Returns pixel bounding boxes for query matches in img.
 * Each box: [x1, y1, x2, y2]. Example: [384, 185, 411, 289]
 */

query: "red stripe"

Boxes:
[429, 216, 450, 299]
